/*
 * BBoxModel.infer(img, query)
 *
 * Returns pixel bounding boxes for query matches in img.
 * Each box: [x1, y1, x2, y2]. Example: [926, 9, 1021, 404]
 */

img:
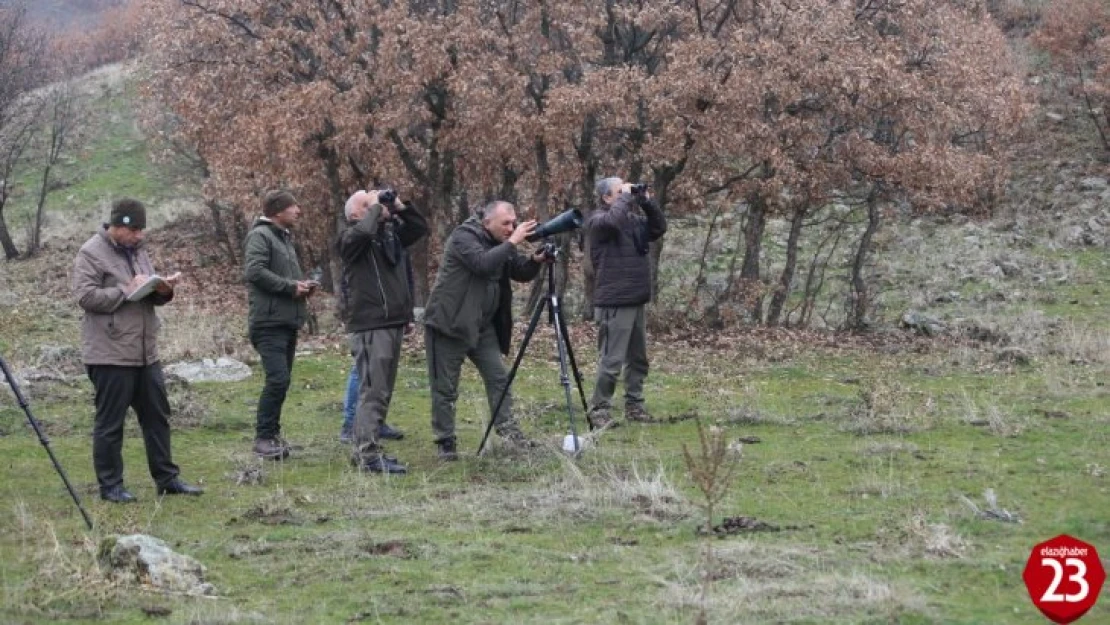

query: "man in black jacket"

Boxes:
[585, 177, 668, 428]
[338, 189, 428, 474]
[423, 201, 547, 460]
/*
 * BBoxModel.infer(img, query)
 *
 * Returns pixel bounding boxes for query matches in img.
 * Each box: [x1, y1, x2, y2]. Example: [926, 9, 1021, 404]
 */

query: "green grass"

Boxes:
[1, 341, 1107, 624]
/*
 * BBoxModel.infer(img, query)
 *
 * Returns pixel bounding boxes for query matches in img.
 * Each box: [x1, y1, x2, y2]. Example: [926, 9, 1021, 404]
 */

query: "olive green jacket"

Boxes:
[243, 217, 307, 331]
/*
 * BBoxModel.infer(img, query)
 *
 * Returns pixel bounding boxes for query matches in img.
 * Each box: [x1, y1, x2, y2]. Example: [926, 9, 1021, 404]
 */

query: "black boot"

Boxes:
[100, 485, 136, 504]
[436, 437, 459, 461]
[157, 478, 204, 496]
[378, 422, 405, 440]
[353, 451, 407, 474]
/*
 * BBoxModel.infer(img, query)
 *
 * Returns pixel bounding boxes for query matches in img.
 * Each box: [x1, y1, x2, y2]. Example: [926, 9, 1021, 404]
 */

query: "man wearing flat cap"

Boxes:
[244, 189, 317, 460]
[72, 198, 203, 503]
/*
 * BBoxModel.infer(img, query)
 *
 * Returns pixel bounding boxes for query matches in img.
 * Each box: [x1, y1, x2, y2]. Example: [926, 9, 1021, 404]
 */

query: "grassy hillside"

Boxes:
[0, 61, 1108, 624]
[2, 63, 202, 250]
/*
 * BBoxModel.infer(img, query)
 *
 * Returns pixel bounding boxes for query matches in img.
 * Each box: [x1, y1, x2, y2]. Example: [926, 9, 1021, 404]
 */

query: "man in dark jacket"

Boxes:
[337, 189, 428, 474]
[72, 198, 203, 503]
[244, 189, 317, 459]
[423, 201, 547, 460]
[585, 177, 668, 428]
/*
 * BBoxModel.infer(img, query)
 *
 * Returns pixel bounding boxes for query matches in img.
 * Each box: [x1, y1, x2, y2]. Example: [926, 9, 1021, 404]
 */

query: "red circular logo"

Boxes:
[1023, 535, 1105, 624]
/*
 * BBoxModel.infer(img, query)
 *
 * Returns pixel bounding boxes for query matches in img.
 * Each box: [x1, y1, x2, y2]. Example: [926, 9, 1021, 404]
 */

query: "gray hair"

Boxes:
[595, 177, 621, 203]
[478, 200, 514, 223]
[343, 191, 366, 221]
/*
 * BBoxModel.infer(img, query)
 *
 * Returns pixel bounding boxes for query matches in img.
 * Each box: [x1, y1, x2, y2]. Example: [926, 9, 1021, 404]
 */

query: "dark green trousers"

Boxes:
[426, 325, 512, 442]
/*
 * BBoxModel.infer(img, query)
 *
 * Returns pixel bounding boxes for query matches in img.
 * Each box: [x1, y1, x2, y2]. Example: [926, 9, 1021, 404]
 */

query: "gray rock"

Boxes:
[0, 290, 18, 307]
[998, 261, 1021, 278]
[98, 534, 216, 596]
[36, 344, 82, 370]
[1065, 226, 1087, 245]
[164, 357, 252, 383]
[995, 347, 1032, 366]
[901, 311, 946, 337]
[1079, 177, 1108, 192]
[1044, 111, 1064, 122]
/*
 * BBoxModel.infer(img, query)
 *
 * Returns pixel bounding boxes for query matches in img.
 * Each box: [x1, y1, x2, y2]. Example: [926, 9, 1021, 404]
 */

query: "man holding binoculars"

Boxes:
[586, 177, 668, 428]
[337, 188, 428, 474]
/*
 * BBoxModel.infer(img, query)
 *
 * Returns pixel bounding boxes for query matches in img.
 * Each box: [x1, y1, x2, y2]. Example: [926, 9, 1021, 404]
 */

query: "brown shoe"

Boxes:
[588, 408, 618, 430]
[253, 437, 290, 460]
[625, 404, 658, 423]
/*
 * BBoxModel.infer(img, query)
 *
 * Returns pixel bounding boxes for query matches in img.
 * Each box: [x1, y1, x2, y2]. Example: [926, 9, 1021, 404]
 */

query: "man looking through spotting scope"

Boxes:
[338, 189, 428, 474]
[423, 201, 551, 460]
[586, 178, 668, 428]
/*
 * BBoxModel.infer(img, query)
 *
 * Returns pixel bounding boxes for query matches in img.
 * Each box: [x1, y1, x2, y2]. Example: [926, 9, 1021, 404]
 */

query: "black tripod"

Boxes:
[0, 353, 94, 530]
[477, 241, 591, 455]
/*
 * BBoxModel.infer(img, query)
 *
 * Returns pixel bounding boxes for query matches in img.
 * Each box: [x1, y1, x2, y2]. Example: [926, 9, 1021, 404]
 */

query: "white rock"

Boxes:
[98, 534, 216, 596]
[164, 357, 252, 383]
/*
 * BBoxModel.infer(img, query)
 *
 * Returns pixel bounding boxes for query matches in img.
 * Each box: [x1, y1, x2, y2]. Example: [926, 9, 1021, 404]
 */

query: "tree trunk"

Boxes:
[767, 203, 807, 325]
[524, 138, 553, 316]
[847, 194, 881, 331]
[27, 161, 52, 256]
[575, 114, 599, 320]
[690, 202, 725, 312]
[739, 194, 766, 323]
[0, 204, 19, 259]
[207, 200, 239, 265]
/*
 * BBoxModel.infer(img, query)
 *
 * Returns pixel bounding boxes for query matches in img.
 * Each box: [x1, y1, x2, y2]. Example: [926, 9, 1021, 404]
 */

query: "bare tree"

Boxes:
[0, 3, 47, 260]
[27, 74, 84, 256]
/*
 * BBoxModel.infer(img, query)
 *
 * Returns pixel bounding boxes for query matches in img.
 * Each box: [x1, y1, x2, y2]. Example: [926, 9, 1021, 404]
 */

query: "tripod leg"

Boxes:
[0, 355, 94, 530]
[476, 297, 547, 455]
[550, 295, 581, 452]
[557, 308, 591, 426]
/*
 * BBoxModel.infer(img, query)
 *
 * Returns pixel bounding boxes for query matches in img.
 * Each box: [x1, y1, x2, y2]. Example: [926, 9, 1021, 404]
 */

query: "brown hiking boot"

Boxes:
[625, 404, 658, 423]
[253, 437, 290, 460]
[588, 407, 617, 430]
[496, 422, 537, 449]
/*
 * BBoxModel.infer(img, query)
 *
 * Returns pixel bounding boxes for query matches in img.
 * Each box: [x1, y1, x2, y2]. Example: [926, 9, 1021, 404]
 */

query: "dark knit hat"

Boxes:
[262, 189, 298, 217]
[109, 198, 147, 229]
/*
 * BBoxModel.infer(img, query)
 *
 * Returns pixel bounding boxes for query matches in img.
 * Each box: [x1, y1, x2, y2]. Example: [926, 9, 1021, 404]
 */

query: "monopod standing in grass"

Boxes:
[585, 177, 668, 428]
[244, 189, 318, 461]
[72, 198, 204, 503]
[337, 189, 428, 475]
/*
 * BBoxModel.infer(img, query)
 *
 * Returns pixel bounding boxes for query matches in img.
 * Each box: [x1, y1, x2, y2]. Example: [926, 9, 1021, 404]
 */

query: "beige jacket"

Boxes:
[72, 229, 173, 366]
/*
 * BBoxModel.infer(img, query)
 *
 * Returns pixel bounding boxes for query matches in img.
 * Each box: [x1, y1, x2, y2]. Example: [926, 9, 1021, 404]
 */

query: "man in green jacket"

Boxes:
[244, 189, 317, 460]
[423, 201, 548, 460]
[337, 189, 428, 474]
[73, 198, 203, 502]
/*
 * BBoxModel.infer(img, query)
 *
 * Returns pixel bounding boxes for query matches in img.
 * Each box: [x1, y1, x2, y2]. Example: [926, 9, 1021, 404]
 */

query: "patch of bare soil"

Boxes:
[361, 539, 416, 559]
[697, 515, 812, 537]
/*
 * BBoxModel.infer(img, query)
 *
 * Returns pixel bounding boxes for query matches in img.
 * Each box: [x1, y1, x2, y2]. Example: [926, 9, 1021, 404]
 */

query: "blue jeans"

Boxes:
[342, 363, 358, 432]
